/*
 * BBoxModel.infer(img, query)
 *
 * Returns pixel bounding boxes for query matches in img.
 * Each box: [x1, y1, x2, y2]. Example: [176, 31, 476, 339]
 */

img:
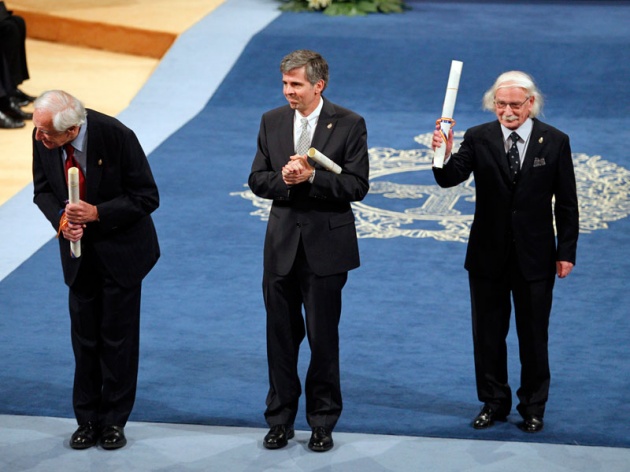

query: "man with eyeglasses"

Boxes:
[32, 90, 160, 450]
[431, 71, 579, 433]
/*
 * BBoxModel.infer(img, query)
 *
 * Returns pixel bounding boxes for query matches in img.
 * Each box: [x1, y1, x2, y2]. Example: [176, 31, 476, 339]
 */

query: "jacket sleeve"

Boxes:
[432, 129, 475, 188]
[93, 128, 160, 233]
[307, 115, 369, 203]
[32, 143, 65, 232]
[248, 113, 292, 201]
[553, 134, 579, 264]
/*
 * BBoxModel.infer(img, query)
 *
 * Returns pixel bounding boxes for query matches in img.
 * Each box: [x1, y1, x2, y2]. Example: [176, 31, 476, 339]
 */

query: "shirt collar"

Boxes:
[295, 97, 324, 127]
[501, 117, 533, 142]
[69, 117, 88, 153]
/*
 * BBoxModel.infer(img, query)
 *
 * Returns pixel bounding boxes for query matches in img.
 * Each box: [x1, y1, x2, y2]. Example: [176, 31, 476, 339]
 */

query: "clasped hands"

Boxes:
[60, 200, 99, 242]
[282, 154, 314, 186]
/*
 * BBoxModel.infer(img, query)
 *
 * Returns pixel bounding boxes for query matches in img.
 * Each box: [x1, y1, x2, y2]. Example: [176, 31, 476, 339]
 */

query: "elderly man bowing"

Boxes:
[32, 90, 160, 450]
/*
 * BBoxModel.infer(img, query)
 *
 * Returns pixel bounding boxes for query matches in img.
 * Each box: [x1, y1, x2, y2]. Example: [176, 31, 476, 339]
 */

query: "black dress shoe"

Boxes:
[472, 405, 508, 429]
[0, 110, 25, 129]
[70, 422, 100, 449]
[10, 96, 32, 110]
[100, 425, 127, 450]
[15, 88, 37, 103]
[263, 424, 294, 449]
[0, 99, 32, 120]
[308, 426, 334, 452]
[518, 415, 544, 433]
[10, 95, 29, 107]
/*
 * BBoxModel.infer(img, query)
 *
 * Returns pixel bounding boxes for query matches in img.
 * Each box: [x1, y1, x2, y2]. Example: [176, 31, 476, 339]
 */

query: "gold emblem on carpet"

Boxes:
[232, 132, 630, 241]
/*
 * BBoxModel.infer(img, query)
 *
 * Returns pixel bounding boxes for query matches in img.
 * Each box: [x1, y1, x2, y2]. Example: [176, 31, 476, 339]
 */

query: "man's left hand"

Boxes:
[556, 261, 574, 278]
[65, 201, 99, 225]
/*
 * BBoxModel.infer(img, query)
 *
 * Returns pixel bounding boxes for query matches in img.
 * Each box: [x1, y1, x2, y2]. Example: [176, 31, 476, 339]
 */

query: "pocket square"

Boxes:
[533, 157, 546, 167]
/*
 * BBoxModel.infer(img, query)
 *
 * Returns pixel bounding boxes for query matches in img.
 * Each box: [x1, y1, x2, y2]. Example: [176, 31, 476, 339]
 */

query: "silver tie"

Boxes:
[296, 118, 310, 156]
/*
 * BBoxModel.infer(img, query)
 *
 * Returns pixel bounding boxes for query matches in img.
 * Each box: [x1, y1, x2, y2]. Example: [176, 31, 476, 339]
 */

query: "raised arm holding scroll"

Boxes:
[433, 60, 462, 168]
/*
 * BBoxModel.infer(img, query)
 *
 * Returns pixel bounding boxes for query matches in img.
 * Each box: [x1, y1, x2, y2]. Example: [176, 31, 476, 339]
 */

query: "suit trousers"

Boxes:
[469, 243, 555, 418]
[0, 14, 29, 87]
[68, 242, 142, 427]
[263, 239, 347, 430]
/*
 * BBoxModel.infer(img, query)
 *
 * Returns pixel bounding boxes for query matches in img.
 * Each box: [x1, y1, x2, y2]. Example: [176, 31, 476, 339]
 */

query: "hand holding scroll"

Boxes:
[67, 167, 82, 258]
[65, 200, 99, 225]
[60, 218, 84, 242]
[433, 60, 463, 168]
[432, 124, 453, 157]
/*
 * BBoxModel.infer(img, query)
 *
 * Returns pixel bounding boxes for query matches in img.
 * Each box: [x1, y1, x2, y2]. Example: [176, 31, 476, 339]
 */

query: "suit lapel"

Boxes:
[277, 107, 296, 161]
[520, 118, 546, 177]
[85, 112, 104, 203]
[484, 122, 512, 184]
[41, 146, 68, 199]
[311, 98, 336, 155]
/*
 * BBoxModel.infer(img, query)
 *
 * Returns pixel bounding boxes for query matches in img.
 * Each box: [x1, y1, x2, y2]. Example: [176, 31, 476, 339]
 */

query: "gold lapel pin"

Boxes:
[98, 159, 103, 166]
[538, 137, 543, 144]
[327, 123, 333, 129]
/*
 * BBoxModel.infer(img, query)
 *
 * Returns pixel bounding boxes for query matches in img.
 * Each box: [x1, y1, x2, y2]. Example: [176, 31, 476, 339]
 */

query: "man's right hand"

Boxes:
[62, 221, 84, 242]
[432, 124, 454, 157]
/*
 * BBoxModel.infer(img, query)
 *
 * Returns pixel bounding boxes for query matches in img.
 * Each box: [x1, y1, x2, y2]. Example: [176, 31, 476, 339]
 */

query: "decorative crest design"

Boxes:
[232, 132, 630, 241]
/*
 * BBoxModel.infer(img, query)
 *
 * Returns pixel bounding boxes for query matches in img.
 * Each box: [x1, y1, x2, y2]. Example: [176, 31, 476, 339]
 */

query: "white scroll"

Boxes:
[307, 147, 342, 175]
[433, 60, 463, 168]
[67, 167, 82, 258]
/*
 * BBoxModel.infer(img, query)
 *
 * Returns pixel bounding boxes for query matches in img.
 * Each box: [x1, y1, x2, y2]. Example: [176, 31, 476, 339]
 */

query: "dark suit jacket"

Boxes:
[248, 98, 369, 277]
[433, 118, 578, 281]
[33, 109, 160, 288]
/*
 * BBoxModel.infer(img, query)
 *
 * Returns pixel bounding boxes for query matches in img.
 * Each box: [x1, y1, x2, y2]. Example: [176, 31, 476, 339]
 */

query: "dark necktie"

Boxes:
[64, 144, 85, 200]
[507, 132, 521, 180]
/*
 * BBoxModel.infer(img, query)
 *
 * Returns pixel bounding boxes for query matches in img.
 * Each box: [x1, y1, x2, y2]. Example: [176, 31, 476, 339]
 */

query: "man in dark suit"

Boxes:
[32, 90, 160, 450]
[249, 50, 369, 452]
[432, 71, 578, 433]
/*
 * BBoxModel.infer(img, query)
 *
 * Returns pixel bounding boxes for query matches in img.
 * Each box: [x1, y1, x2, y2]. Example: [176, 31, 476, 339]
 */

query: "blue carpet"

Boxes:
[1, 1, 630, 448]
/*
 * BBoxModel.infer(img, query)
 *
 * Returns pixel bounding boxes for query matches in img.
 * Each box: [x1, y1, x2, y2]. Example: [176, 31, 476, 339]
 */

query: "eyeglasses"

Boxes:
[494, 97, 530, 111]
[35, 128, 63, 136]
[34, 126, 73, 137]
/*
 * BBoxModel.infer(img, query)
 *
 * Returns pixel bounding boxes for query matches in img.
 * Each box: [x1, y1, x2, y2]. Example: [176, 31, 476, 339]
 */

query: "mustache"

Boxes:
[503, 115, 518, 122]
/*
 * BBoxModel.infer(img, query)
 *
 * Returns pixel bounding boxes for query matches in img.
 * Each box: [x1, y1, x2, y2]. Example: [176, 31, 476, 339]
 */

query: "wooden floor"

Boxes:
[0, 0, 225, 205]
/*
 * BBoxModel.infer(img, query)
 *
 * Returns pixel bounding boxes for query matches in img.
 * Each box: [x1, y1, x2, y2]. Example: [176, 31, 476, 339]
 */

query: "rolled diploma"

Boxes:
[307, 147, 342, 175]
[67, 167, 82, 258]
[433, 60, 463, 168]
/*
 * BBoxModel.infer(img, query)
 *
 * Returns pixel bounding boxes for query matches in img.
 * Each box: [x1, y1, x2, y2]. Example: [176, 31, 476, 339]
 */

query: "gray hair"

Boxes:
[280, 49, 329, 92]
[482, 71, 544, 118]
[33, 90, 87, 131]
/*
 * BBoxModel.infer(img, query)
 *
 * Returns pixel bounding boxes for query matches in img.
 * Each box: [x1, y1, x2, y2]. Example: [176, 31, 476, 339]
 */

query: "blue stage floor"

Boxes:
[2, 414, 629, 472]
[1, 0, 629, 468]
